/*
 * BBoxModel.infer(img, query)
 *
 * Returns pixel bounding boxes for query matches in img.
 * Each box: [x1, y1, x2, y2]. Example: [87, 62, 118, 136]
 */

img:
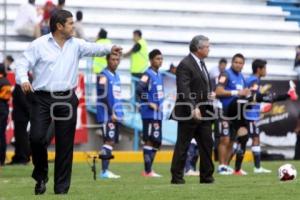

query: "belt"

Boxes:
[35, 90, 74, 96]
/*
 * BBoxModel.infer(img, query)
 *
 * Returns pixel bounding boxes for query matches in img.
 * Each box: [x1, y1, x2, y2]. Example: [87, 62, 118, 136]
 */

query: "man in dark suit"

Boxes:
[170, 35, 215, 184]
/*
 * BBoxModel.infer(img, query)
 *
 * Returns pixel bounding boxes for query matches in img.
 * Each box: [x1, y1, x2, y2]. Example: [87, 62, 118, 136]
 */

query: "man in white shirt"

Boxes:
[15, 9, 122, 195]
[14, 0, 42, 38]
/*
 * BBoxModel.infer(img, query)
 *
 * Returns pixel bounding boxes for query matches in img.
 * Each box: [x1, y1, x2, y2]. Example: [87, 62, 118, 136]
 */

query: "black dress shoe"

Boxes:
[200, 177, 215, 184]
[35, 179, 47, 195]
[171, 179, 185, 184]
[55, 191, 68, 195]
[7, 161, 29, 165]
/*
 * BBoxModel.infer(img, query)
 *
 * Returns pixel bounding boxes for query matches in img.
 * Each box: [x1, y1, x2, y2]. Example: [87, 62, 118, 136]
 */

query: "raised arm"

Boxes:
[78, 39, 122, 58]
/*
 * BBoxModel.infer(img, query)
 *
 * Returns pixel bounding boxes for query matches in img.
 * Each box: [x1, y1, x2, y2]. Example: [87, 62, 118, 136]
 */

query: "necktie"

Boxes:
[200, 60, 209, 82]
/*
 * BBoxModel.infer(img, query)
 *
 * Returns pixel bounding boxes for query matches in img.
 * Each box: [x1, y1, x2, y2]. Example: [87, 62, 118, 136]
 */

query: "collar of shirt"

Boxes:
[149, 67, 159, 75]
[47, 33, 73, 49]
[106, 69, 116, 77]
[191, 53, 203, 70]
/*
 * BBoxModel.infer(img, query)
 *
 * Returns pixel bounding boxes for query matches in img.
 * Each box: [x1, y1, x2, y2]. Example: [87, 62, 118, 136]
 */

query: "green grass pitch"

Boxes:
[1, 161, 300, 200]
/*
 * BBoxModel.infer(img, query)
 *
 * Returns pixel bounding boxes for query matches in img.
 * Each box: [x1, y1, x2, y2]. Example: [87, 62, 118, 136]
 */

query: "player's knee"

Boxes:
[152, 141, 161, 149]
[237, 135, 249, 147]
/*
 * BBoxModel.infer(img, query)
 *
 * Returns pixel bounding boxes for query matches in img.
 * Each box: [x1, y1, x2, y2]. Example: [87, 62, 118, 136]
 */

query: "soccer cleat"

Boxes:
[100, 170, 120, 179]
[288, 88, 298, 101]
[254, 167, 272, 174]
[260, 103, 272, 113]
[226, 166, 234, 174]
[288, 80, 298, 101]
[217, 165, 233, 175]
[184, 169, 200, 176]
[142, 171, 162, 177]
[233, 169, 248, 176]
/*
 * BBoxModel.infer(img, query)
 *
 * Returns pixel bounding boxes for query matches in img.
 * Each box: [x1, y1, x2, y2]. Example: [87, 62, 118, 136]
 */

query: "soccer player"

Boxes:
[96, 54, 123, 179]
[245, 59, 298, 173]
[137, 49, 164, 177]
[215, 53, 251, 175]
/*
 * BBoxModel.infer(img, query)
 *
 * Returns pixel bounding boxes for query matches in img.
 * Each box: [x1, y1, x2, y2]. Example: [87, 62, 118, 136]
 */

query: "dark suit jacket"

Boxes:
[171, 54, 213, 122]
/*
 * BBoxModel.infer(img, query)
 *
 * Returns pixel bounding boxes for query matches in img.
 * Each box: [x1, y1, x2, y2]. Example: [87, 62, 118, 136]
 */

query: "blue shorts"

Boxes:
[142, 119, 162, 145]
[219, 119, 248, 140]
[102, 121, 119, 143]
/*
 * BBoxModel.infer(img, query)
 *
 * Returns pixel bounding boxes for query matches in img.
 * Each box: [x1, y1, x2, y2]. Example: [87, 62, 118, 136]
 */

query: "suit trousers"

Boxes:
[29, 91, 78, 193]
[12, 85, 31, 163]
[171, 120, 214, 181]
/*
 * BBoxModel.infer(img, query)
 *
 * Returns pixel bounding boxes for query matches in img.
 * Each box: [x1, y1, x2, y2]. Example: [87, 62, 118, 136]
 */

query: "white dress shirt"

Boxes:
[15, 33, 113, 91]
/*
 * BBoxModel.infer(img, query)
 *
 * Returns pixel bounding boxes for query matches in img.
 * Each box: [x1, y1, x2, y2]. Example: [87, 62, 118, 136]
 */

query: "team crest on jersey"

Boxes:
[153, 123, 160, 130]
[108, 123, 115, 129]
[223, 129, 229, 135]
[108, 131, 115, 138]
[153, 131, 160, 138]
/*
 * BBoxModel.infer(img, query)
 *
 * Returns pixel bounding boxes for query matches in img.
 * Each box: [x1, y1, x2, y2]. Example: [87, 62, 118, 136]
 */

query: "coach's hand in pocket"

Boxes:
[21, 82, 34, 94]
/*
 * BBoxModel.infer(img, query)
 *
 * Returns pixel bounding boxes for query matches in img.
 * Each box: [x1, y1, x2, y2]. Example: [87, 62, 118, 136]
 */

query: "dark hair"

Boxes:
[106, 54, 111, 61]
[219, 58, 227, 65]
[5, 55, 14, 63]
[133, 30, 142, 37]
[149, 49, 162, 60]
[50, 9, 73, 33]
[29, 0, 35, 5]
[58, 0, 65, 6]
[232, 53, 245, 63]
[76, 11, 83, 21]
[98, 28, 107, 39]
[252, 59, 267, 74]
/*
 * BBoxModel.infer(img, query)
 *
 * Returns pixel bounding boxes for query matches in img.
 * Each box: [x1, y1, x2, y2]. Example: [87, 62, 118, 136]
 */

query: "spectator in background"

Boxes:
[167, 63, 177, 75]
[93, 29, 112, 74]
[294, 45, 300, 78]
[3, 55, 14, 71]
[74, 11, 85, 39]
[56, 0, 65, 10]
[0, 55, 14, 72]
[0, 65, 12, 166]
[209, 58, 227, 89]
[124, 30, 149, 78]
[14, 0, 42, 38]
[40, 1, 56, 35]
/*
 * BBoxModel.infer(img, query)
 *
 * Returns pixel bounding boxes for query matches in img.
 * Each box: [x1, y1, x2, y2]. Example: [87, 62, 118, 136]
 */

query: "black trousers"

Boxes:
[12, 84, 31, 163]
[294, 134, 300, 160]
[0, 101, 9, 165]
[171, 121, 214, 181]
[29, 91, 78, 193]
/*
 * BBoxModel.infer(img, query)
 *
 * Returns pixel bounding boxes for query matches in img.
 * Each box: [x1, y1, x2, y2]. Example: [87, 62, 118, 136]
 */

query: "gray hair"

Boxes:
[189, 35, 209, 52]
